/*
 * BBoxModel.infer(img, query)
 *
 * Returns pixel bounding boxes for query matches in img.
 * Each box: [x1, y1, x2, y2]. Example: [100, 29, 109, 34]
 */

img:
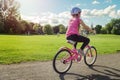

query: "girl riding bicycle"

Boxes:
[66, 7, 94, 55]
[53, 9, 97, 73]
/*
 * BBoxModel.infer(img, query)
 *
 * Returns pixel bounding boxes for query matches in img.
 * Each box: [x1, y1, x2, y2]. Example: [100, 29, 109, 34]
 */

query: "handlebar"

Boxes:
[80, 30, 96, 37]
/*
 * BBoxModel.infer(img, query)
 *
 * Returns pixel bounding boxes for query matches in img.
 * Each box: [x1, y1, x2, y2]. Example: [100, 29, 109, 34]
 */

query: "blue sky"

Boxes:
[16, 0, 120, 26]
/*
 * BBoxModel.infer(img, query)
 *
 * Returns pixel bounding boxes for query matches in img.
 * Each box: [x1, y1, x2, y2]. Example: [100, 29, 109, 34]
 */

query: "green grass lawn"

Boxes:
[0, 34, 120, 64]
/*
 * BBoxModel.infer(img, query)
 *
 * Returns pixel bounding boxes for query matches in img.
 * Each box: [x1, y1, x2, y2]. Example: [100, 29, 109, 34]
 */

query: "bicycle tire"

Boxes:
[53, 49, 72, 74]
[84, 46, 97, 66]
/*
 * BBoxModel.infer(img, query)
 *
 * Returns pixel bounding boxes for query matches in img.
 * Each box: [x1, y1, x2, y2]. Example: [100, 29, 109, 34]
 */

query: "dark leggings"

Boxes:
[67, 34, 90, 50]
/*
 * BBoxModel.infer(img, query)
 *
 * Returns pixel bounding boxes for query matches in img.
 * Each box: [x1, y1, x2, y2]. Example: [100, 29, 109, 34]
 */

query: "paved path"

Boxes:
[0, 53, 120, 80]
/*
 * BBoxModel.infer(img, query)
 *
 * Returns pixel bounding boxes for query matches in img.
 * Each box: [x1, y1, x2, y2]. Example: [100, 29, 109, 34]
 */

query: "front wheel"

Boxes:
[84, 46, 97, 66]
[53, 49, 72, 74]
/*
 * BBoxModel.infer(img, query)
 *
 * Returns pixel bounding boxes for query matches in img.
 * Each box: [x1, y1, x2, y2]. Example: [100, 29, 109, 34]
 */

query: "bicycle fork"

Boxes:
[86, 45, 93, 57]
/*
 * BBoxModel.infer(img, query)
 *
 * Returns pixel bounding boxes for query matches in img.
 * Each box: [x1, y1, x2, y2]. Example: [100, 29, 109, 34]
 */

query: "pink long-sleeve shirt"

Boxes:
[66, 17, 81, 37]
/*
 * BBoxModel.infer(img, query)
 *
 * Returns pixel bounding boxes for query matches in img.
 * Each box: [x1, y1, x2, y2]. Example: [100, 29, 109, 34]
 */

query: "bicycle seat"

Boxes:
[67, 40, 76, 45]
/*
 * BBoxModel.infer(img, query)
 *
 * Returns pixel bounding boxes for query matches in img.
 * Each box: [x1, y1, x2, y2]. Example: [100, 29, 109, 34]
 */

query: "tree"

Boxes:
[105, 23, 113, 34]
[3, 0, 21, 33]
[24, 21, 33, 35]
[53, 26, 59, 34]
[111, 23, 120, 35]
[95, 25, 102, 34]
[33, 23, 43, 34]
[20, 20, 31, 34]
[0, 11, 4, 33]
[37, 26, 43, 34]
[43, 24, 53, 35]
[59, 24, 66, 34]
[105, 18, 120, 35]
[0, 0, 4, 33]
[101, 27, 107, 34]
[0, 21, 4, 33]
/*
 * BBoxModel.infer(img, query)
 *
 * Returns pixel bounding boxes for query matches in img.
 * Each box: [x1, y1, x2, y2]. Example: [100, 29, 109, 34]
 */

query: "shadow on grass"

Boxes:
[59, 65, 120, 80]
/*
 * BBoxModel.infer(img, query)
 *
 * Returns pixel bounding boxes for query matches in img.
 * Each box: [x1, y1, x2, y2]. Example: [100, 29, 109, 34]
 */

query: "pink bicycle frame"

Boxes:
[60, 47, 82, 63]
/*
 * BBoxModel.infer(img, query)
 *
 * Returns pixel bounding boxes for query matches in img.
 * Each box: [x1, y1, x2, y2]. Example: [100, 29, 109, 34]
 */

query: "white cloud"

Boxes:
[109, 11, 117, 18]
[92, 0, 100, 4]
[105, 0, 112, 3]
[81, 5, 118, 18]
[21, 11, 71, 26]
[70, 3, 81, 10]
[91, 9, 104, 16]
[103, 5, 116, 14]
[21, 5, 120, 26]
[81, 9, 91, 18]
[21, 15, 40, 23]
[76, 3, 80, 7]
[117, 10, 120, 16]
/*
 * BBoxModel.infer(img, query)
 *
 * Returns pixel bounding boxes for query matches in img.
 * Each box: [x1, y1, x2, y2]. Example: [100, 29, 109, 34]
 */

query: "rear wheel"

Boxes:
[53, 49, 72, 74]
[84, 46, 97, 66]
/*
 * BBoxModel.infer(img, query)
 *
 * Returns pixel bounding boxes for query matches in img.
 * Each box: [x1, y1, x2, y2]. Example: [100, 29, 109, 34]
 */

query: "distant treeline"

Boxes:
[94, 18, 120, 35]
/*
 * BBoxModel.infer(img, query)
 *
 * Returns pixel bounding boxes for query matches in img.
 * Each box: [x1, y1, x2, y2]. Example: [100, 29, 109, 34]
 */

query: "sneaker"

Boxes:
[78, 49, 85, 56]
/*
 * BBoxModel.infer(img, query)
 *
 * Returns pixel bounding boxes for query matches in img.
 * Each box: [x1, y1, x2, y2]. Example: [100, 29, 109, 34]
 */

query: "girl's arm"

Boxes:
[80, 19, 93, 32]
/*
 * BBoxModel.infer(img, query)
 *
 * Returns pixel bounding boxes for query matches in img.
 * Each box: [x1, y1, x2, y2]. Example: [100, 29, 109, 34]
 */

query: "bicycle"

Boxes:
[53, 35, 97, 74]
